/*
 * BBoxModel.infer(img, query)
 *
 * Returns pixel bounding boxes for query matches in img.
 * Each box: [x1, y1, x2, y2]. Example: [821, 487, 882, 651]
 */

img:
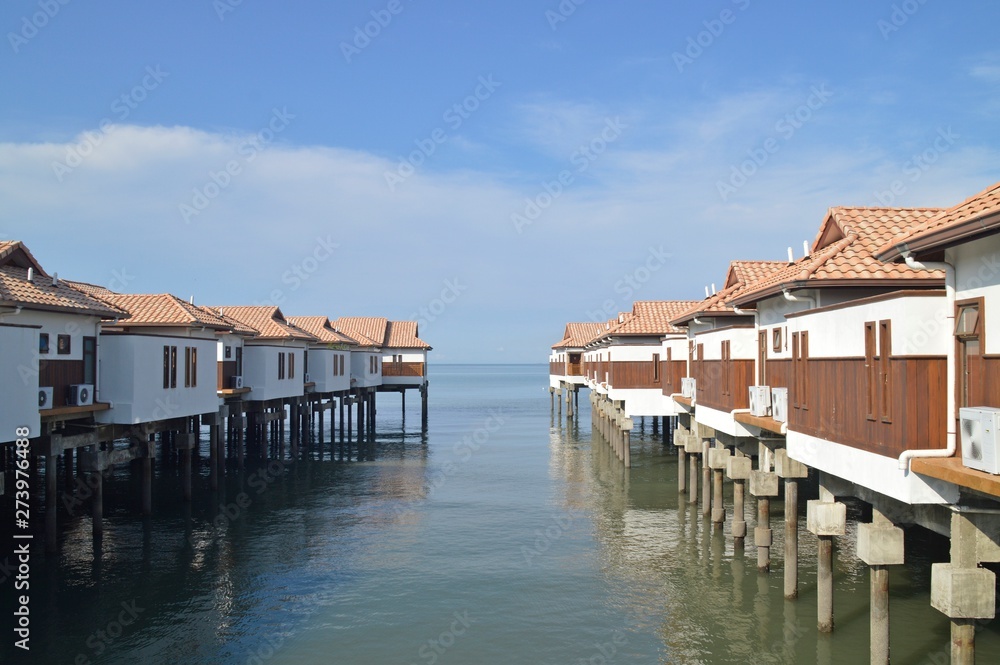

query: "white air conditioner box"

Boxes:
[749, 386, 771, 417]
[231, 375, 244, 389]
[39, 387, 54, 410]
[67, 384, 94, 407]
[681, 377, 696, 399]
[960, 407, 1000, 475]
[771, 388, 788, 423]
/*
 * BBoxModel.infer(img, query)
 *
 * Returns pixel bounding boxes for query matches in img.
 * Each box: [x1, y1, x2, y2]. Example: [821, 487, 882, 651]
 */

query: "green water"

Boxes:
[3, 364, 998, 663]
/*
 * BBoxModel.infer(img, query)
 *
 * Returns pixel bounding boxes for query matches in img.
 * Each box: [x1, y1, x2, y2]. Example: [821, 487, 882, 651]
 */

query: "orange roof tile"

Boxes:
[877, 181, 1000, 260]
[384, 320, 432, 350]
[552, 321, 606, 349]
[732, 207, 945, 306]
[331, 317, 386, 348]
[89, 293, 234, 330]
[0, 268, 125, 318]
[209, 306, 316, 341]
[597, 300, 699, 338]
[672, 260, 788, 325]
[286, 316, 360, 346]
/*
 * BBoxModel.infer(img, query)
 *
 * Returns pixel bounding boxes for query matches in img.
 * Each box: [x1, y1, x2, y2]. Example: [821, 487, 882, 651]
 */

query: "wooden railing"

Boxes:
[382, 362, 425, 377]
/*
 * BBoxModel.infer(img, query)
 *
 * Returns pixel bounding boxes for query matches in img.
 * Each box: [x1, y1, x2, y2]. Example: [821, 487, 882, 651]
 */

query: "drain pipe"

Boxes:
[782, 288, 816, 308]
[898, 252, 957, 471]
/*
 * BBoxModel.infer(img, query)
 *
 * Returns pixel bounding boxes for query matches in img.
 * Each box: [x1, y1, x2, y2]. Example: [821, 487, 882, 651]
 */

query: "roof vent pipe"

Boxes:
[51, 272, 59, 286]
[705, 286, 711, 298]
[803, 240, 810, 259]
[711, 283, 717, 295]
[27, 267, 34, 283]
[787, 247, 794, 263]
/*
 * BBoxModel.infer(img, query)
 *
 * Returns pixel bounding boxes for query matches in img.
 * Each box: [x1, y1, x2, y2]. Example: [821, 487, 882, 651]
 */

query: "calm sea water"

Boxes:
[4, 364, 998, 664]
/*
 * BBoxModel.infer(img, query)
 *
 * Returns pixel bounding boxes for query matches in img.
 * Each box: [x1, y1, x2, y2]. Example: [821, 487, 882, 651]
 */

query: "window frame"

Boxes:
[57, 334, 71, 355]
[39, 333, 50, 355]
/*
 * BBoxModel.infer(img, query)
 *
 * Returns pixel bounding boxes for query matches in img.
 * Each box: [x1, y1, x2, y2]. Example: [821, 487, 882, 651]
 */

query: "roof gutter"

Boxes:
[898, 252, 957, 470]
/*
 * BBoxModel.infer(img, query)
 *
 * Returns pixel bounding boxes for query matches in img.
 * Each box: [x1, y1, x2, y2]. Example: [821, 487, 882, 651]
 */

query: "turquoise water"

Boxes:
[3, 364, 998, 663]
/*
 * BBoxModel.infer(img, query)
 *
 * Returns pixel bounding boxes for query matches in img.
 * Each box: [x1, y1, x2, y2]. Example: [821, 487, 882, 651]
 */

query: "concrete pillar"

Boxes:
[727, 452, 751, 549]
[567, 388, 574, 419]
[750, 445, 779, 573]
[181, 442, 192, 502]
[856, 507, 905, 665]
[209, 421, 218, 491]
[775, 449, 809, 599]
[622, 429, 630, 468]
[701, 440, 711, 517]
[64, 448, 74, 490]
[339, 397, 345, 440]
[931, 511, 996, 665]
[421, 383, 428, 430]
[678, 444, 687, 493]
[45, 454, 57, 552]
[141, 451, 152, 516]
[807, 485, 847, 633]
[90, 446, 103, 540]
[708, 446, 729, 528]
[688, 449, 698, 505]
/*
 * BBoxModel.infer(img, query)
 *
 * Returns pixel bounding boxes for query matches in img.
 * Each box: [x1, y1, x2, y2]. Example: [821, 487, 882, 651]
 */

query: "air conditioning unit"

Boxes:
[960, 407, 1000, 475]
[681, 377, 696, 399]
[749, 386, 771, 417]
[67, 384, 94, 407]
[39, 387, 54, 410]
[231, 375, 244, 389]
[771, 388, 788, 423]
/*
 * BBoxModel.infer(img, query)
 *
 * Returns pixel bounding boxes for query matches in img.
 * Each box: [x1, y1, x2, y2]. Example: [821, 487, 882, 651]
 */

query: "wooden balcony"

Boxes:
[382, 362, 425, 378]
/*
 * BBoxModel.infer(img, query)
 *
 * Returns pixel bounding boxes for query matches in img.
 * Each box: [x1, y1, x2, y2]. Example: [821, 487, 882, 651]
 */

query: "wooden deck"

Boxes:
[734, 412, 786, 435]
[911, 457, 1000, 499]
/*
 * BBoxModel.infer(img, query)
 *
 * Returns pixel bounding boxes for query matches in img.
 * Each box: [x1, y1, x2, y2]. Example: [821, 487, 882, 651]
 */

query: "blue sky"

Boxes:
[2, 1, 999, 362]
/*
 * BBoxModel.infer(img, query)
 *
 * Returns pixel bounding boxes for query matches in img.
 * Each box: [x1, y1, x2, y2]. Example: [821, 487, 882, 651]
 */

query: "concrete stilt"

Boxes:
[712, 467, 725, 528]
[45, 454, 57, 552]
[808, 483, 846, 634]
[209, 420, 218, 491]
[701, 440, 711, 518]
[622, 430, 630, 468]
[857, 507, 905, 665]
[421, 383, 428, 430]
[931, 511, 997, 665]
[688, 451, 698, 505]
[90, 446, 103, 540]
[339, 397, 345, 440]
[757, 497, 771, 572]
[727, 451, 750, 549]
[567, 389, 574, 419]
[64, 448, 74, 490]
[784, 479, 799, 599]
[141, 451, 152, 516]
[181, 441, 192, 502]
[678, 445, 687, 494]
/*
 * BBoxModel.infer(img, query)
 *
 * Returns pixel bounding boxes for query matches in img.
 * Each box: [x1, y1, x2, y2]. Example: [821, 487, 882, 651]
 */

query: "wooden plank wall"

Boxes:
[39, 359, 85, 408]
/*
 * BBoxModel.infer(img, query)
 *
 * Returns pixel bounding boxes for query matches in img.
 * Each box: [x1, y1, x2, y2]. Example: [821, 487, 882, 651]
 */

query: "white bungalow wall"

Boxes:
[0, 324, 41, 443]
[350, 350, 383, 389]
[95, 332, 220, 425]
[950, 233, 1000, 354]
[242, 343, 308, 402]
[307, 348, 351, 393]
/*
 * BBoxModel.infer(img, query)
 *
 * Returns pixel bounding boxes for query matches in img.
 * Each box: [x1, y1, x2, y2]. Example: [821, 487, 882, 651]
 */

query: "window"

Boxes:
[799, 332, 809, 410]
[721, 341, 731, 397]
[279, 352, 285, 380]
[955, 304, 980, 337]
[170, 346, 178, 388]
[289, 352, 295, 379]
[235, 346, 243, 376]
[225, 345, 232, 359]
[184, 347, 192, 387]
[83, 337, 96, 385]
[865, 322, 877, 421]
[653, 353, 660, 382]
[758, 330, 768, 385]
[39, 333, 50, 355]
[163, 346, 171, 389]
[57, 334, 71, 355]
[879, 320, 891, 423]
[772, 328, 782, 353]
[791, 332, 800, 409]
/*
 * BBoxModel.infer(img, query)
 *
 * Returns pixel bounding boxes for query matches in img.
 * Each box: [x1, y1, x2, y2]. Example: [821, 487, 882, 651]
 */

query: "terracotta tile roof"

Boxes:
[286, 316, 360, 346]
[877, 181, 1000, 260]
[199, 307, 258, 337]
[384, 320, 432, 350]
[85, 292, 234, 330]
[0, 269, 125, 318]
[672, 260, 788, 325]
[209, 306, 316, 341]
[65, 280, 119, 299]
[598, 300, 699, 338]
[0, 241, 44, 273]
[732, 207, 945, 306]
[331, 317, 386, 348]
[552, 321, 606, 349]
